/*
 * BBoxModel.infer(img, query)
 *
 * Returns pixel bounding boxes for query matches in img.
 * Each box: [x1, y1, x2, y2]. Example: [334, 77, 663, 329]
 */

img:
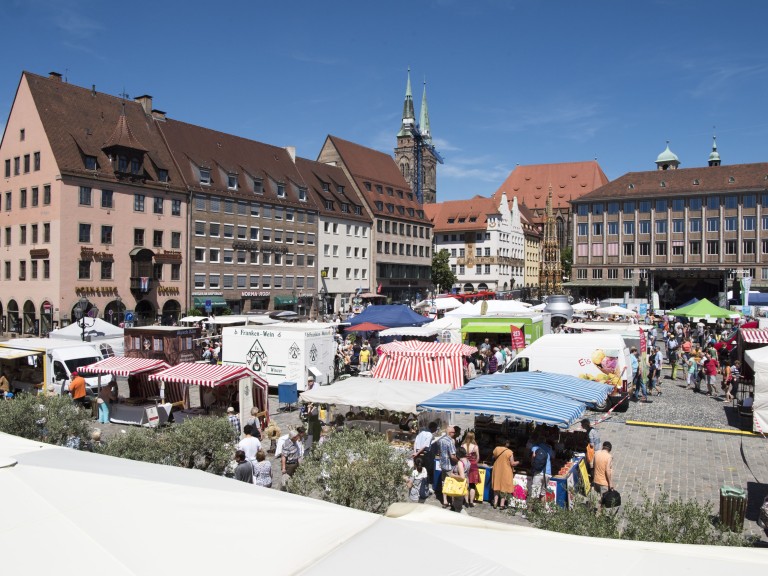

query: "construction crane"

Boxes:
[410, 123, 444, 204]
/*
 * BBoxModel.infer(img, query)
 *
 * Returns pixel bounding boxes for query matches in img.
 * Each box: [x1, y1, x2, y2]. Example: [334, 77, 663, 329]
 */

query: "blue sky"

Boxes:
[2, 0, 767, 201]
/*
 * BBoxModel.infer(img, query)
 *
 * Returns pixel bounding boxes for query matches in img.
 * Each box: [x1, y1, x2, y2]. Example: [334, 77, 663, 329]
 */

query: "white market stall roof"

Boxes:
[79, 357, 170, 377]
[571, 302, 598, 312]
[2, 431, 767, 576]
[414, 296, 463, 311]
[180, 315, 208, 323]
[373, 341, 477, 388]
[743, 346, 768, 433]
[595, 305, 638, 317]
[379, 315, 461, 338]
[445, 300, 531, 317]
[300, 377, 451, 413]
[148, 362, 267, 388]
[48, 317, 124, 341]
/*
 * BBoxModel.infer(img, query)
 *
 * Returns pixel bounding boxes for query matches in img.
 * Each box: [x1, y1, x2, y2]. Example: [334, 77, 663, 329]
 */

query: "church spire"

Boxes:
[398, 67, 415, 137]
[708, 134, 721, 166]
[539, 184, 563, 297]
[419, 78, 431, 142]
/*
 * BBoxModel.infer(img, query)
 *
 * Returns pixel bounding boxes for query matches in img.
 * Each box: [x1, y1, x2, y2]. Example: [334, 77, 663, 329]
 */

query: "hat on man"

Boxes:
[227, 407, 235, 414]
[289, 428, 300, 438]
[71, 371, 78, 377]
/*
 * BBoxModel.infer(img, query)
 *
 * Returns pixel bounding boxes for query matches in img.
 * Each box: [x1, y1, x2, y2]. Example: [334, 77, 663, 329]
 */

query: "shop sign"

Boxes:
[266, 365, 286, 376]
[192, 291, 223, 296]
[30, 248, 49, 259]
[242, 291, 270, 297]
[145, 406, 160, 427]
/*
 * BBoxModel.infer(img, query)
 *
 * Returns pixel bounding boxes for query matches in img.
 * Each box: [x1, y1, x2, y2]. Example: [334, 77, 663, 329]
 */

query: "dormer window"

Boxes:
[364, 182, 371, 191]
[337, 185, 344, 195]
[729, 176, 736, 183]
[408, 208, 415, 217]
[341, 203, 350, 213]
[458, 217, 466, 223]
[397, 190, 404, 198]
[386, 187, 394, 196]
[375, 201, 383, 211]
[158, 169, 169, 182]
[469, 217, 477, 222]
[660, 181, 666, 188]
[199, 168, 211, 185]
[397, 206, 405, 215]
[324, 200, 334, 210]
[130, 158, 141, 175]
[447, 218, 455, 224]
[322, 182, 330, 192]
[407, 192, 414, 201]
[227, 174, 238, 190]
[118, 156, 128, 172]
[298, 187, 307, 202]
[277, 183, 286, 198]
[692, 179, 700, 185]
[85, 155, 98, 170]
[417, 210, 424, 218]
[253, 178, 263, 194]
[386, 204, 394, 214]
[376, 185, 383, 194]
[354, 205, 362, 215]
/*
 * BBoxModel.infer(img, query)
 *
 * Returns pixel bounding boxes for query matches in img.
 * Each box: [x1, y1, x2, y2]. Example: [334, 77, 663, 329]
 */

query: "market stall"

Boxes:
[418, 385, 590, 507]
[742, 346, 768, 433]
[79, 357, 171, 426]
[148, 363, 269, 428]
[378, 316, 462, 343]
[372, 341, 476, 389]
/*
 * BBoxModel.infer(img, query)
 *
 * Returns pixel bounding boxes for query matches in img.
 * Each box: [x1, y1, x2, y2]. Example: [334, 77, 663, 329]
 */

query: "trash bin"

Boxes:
[278, 381, 298, 411]
[719, 486, 747, 531]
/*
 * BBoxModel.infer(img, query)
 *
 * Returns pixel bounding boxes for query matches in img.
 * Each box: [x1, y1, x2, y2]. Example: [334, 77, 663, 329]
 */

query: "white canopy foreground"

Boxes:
[744, 346, 768, 433]
[300, 377, 450, 413]
[2, 433, 765, 575]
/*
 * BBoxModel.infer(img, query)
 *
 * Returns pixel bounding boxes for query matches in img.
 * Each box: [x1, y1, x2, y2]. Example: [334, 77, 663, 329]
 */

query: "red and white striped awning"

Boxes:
[148, 362, 267, 389]
[79, 357, 171, 377]
[372, 341, 477, 389]
[741, 328, 768, 344]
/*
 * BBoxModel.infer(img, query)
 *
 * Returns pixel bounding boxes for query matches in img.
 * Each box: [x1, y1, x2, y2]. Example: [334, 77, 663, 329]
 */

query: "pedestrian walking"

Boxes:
[227, 406, 241, 440]
[233, 450, 253, 484]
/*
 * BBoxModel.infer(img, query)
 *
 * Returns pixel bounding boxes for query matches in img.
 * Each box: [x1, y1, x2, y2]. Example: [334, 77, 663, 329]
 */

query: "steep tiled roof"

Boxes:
[23, 71, 184, 190]
[103, 111, 147, 152]
[294, 156, 371, 223]
[493, 161, 609, 213]
[321, 135, 429, 224]
[573, 163, 768, 203]
[518, 203, 542, 238]
[158, 119, 318, 211]
[425, 195, 498, 232]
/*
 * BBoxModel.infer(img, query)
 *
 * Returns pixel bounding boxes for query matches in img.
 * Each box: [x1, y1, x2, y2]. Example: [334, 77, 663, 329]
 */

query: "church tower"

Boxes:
[394, 69, 438, 204]
[538, 185, 563, 297]
[708, 135, 721, 166]
[655, 141, 680, 170]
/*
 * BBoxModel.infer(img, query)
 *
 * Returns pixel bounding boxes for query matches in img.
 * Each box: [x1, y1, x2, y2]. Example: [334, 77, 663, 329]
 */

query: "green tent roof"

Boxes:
[667, 299, 738, 319]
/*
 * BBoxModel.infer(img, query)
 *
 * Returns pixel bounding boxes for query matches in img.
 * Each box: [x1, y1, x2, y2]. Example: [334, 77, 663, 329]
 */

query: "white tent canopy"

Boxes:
[49, 317, 123, 340]
[414, 296, 463, 311]
[595, 305, 638, 317]
[572, 302, 597, 312]
[300, 377, 450, 413]
[2, 432, 765, 575]
[445, 300, 531, 317]
[743, 346, 768, 433]
[379, 315, 461, 338]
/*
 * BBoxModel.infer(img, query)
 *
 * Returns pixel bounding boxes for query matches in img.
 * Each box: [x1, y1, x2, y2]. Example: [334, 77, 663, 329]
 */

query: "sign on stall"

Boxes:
[116, 376, 130, 400]
[510, 325, 526, 350]
[238, 377, 254, 438]
[145, 406, 160, 427]
[188, 385, 202, 409]
[578, 459, 591, 495]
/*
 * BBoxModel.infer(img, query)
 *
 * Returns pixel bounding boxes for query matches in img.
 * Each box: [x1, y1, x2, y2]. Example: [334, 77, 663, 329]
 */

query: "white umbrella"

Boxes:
[595, 305, 637, 317]
[571, 302, 597, 312]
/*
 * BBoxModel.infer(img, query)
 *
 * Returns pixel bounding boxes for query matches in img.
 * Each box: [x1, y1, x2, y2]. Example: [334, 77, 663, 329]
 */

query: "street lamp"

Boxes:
[74, 296, 99, 342]
[408, 283, 411, 308]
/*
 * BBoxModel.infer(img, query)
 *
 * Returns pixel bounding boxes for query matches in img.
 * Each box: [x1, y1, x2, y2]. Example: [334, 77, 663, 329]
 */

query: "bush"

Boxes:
[526, 491, 757, 546]
[288, 428, 408, 513]
[0, 393, 91, 448]
[98, 416, 235, 475]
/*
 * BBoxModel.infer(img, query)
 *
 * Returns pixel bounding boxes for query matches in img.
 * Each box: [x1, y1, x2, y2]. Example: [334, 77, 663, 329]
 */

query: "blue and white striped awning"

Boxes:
[417, 386, 587, 429]
[465, 371, 614, 407]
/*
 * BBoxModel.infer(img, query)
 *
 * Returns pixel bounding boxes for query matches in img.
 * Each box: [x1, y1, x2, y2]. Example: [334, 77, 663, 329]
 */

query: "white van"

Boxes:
[0, 338, 106, 396]
[505, 333, 633, 408]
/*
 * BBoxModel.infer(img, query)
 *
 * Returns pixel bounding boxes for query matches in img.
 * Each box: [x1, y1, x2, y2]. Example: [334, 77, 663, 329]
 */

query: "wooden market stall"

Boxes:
[124, 325, 202, 365]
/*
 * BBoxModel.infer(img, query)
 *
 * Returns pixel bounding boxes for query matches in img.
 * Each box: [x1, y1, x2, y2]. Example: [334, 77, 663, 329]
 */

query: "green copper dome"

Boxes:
[656, 142, 679, 164]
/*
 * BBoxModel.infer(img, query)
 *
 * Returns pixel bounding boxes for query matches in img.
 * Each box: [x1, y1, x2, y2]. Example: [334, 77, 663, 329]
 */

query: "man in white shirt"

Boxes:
[237, 424, 262, 461]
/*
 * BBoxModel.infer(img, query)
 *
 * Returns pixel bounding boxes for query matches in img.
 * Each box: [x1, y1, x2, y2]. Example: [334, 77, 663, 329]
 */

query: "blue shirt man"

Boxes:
[630, 351, 639, 381]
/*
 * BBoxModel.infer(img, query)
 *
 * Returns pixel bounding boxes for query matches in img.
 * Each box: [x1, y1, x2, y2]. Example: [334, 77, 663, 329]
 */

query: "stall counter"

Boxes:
[110, 402, 172, 426]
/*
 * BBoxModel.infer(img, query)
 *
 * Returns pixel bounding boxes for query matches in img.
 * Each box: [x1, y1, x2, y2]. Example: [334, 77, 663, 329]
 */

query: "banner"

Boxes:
[742, 276, 752, 307]
[510, 325, 525, 350]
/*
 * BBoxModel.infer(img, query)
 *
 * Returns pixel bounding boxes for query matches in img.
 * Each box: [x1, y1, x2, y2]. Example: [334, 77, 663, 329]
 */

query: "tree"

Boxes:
[561, 246, 573, 281]
[431, 249, 457, 293]
[287, 428, 408, 513]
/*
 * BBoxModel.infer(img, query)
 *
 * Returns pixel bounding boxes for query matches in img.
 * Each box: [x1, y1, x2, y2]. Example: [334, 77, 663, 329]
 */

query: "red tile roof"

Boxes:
[493, 161, 609, 213]
[294, 156, 371, 223]
[425, 195, 499, 232]
[320, 135, 429, 224]
[573, 163, 768, 202]
[23, 71, 185, 192]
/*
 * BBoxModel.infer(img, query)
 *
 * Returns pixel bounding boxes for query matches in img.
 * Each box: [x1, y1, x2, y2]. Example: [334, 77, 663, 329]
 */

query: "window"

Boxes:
[4, 159, 9, 177]
[706, 240, 719, 255]
[689, 218, 701, 233]
[724, 195, 738, 209]
[31, 260, 37, 280]
[13, 157, 19, 175]
[224, 199, 234, 214]
[298, 188, 307, 202]
[743, 216, 756, 231]
[211, 197, 221, 212]
[639, 242, 650, 256]
[639, 201, 651, 213]
[153, 230, 163, 247]
[31, 187, 38, 207]
[689, 197, 702, 210]
[157, 168, 169, 183]
[194, 221, 205, 235]
[253, 178, 263, 194]
[592, 222, 603, 236]
[577, 204, 588, 216]
[227, 174, 238, 190]
[23, 154, 30, 173]
[134, 194, 145, 212]
[3, 261, 8, 279]
[101, 261, 113, 280]
[77, 186, 92, 206]
[592, 268, 603, 279]
[576, 269, 587, 280]
[591, 243, 603, 256]
[85, 155, 97, 170]
[209, 222, 220, 237]
[262, 228, 271, 242]
[672, 242, 684, 256]
[78, 260, 91, 279]
[623, 242, 635, 256]
[209, 274, 220, 288]
[130, 158, 141, 175]
[672, 219, 684, 233]
[223, 249, 234, 264]
[607, 242, 618, 256]
[706, 218, 719, 232]
[43, 223, 50, 243]
[209, 249, 220, 263]
[706, 195, 719, 210]
[194, 274, 205, 289]
[743, 194, 756, 208]
[78, 223, 91, 243]
[639, 220, 650, 234]
[724, 216, 737, 231]
[4, 191, 11, 211]
[744, 240, 756, 255]
[655, 242, 667, 256]
[607, 202, 619, 215]
[223, 224, 234, 239]
[263, 205, 272, 219]
[655, 199, 667, 212]
[607, 268, 618, 279]
[31, 224, 38, 244]
[237, 225, 247, 240]
[199, 168, 211, 185]
[194, 248, 205, 262]
[605, 221, 617, 235]
[672, 198, 685, 211]
[43, 185, 50, 205]
[172, 199, 181, 216]
[689, 241, 701, 255]
[134, 228, 145, 246]
[101, 225, 112, 244]
[19, 225, 26, 245]
[724, 240, 737, 255]
[20, 188, 26, 208]
[592, 203, 604, 215]
[276, 183, 286, 198]
[623, 201, 636, 213]
[153, 197, 163, 214]
[623, 221, 634, 235]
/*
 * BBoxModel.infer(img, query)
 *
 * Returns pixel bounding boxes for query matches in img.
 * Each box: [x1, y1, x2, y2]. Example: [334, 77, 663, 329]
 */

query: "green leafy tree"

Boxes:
[560, 246, 573, 281]
[0, 393, 91, 448]
[288, 428, 408, 513]
[431, 249, 457, 293]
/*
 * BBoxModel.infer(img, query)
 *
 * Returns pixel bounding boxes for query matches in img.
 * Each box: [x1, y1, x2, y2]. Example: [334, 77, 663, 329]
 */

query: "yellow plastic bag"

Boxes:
[443, 476, 468, 497]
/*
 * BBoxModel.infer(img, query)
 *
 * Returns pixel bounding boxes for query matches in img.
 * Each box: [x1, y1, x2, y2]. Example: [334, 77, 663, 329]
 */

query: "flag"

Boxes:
[377, 282, 382, 294]
[140, 277, 150, 292]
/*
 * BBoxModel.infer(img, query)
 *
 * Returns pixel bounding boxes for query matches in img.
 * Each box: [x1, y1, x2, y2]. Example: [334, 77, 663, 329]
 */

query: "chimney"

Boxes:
[285, 146, 296, 163]
[151, 109, 167, 121]
[134, 94, 153, 115]
[91, 84, 96, 96]
[48, 71, 62, 82]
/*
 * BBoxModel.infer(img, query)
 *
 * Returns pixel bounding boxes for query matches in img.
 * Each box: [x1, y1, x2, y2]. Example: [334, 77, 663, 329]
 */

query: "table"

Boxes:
[110, 402, 172, 426]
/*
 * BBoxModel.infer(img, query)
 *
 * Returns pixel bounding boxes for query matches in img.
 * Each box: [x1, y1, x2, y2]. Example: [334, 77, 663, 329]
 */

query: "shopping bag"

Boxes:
[442, 476, 468, 497]
[601, 488, 622, 508]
